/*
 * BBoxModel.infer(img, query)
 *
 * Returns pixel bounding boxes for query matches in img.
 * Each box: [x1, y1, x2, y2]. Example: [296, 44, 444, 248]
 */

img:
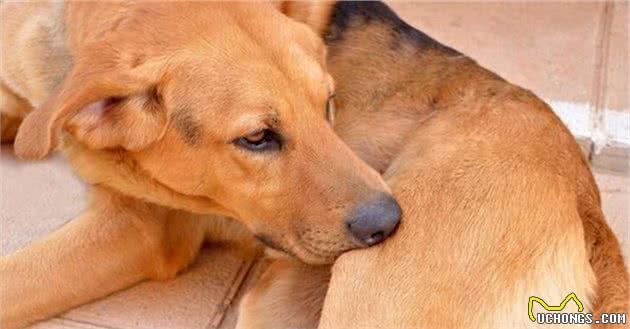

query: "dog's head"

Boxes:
[14, 2, 400, 264]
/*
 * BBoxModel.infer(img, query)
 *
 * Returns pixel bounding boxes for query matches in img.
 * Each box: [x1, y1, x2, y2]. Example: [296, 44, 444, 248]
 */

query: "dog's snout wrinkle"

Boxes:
[346, 193, 401, 246]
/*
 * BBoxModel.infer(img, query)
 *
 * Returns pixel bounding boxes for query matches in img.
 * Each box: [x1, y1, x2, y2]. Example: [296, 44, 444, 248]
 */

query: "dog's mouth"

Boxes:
[254, 234, 299, 259]
[255, 232, 358, 265]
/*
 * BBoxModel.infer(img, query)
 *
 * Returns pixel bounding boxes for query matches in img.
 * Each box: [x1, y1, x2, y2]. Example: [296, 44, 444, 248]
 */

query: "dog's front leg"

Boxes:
[236, 259, 330, 329]
[0, 186, 206, 329]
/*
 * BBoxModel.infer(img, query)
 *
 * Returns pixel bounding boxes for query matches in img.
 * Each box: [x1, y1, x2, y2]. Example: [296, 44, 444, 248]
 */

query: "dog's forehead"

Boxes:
[212, 5, 329, 88]
[166, 44, 329, 110]
[280, 43, 327, 86]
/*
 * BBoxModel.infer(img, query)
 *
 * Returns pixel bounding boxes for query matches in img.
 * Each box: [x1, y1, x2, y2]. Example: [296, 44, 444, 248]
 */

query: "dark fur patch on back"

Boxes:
[325, 1, 460, 55]
[172, 110, 202, 146]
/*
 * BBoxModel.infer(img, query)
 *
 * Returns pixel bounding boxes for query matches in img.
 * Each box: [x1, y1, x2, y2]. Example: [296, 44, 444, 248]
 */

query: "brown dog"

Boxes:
[0, 2, 403, 328]
[237, 2, 629, 329]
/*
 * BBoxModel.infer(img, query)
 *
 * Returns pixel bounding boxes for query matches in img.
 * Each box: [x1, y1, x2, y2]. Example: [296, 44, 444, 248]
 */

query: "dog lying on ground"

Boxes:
[0, 2, 403, 328]
[237, 2, 629, 329]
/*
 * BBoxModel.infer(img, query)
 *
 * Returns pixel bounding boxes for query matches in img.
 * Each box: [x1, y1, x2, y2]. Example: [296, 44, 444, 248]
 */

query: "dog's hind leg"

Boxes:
[0, 186, 207, 329]
[236, 259, 330, 329]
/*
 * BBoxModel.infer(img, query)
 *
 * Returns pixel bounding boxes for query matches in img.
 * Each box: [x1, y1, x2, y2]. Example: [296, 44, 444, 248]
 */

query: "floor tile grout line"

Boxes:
[588, 1, 615, 161]
[206, 257, 256, 329]
[55, 316, 126, 329]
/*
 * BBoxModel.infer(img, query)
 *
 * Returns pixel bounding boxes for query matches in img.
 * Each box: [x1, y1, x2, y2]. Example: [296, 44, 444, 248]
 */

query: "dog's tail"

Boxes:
[579, 166, 629, 323]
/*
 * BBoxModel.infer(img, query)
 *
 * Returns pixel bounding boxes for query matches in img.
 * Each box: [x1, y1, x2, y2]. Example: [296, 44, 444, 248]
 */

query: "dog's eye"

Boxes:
[326, 93, 336, 124]
[235, 129, 281, 152]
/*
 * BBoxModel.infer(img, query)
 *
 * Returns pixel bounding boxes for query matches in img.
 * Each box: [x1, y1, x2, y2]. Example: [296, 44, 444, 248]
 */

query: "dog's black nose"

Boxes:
[346, 193, 401, 246]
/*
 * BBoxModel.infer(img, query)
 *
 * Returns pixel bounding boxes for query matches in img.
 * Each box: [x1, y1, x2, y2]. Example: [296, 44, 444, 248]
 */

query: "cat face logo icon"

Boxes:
[528, 292, 584, 322]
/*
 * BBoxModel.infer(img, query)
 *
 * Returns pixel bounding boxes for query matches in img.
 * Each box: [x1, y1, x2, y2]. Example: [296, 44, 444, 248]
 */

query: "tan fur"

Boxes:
[237, 260, 330, 329]
[0, 2, 71, 108]
[273, 1, 335, 37]
[0, 2, 394, 328]
[239, 3, 629, 329]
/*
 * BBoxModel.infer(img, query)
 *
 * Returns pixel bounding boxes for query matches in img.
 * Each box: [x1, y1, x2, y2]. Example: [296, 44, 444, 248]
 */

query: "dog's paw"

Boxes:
[235, 259, 330, 329]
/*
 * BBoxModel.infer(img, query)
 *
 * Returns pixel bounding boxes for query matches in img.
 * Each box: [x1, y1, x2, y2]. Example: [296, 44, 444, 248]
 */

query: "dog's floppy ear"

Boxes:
[275, 1, 335, 36]
[14, 45, 166, 160]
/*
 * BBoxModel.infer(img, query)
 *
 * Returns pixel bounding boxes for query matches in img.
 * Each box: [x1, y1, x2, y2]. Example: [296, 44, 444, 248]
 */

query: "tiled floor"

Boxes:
[1, 2, 628, 329]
